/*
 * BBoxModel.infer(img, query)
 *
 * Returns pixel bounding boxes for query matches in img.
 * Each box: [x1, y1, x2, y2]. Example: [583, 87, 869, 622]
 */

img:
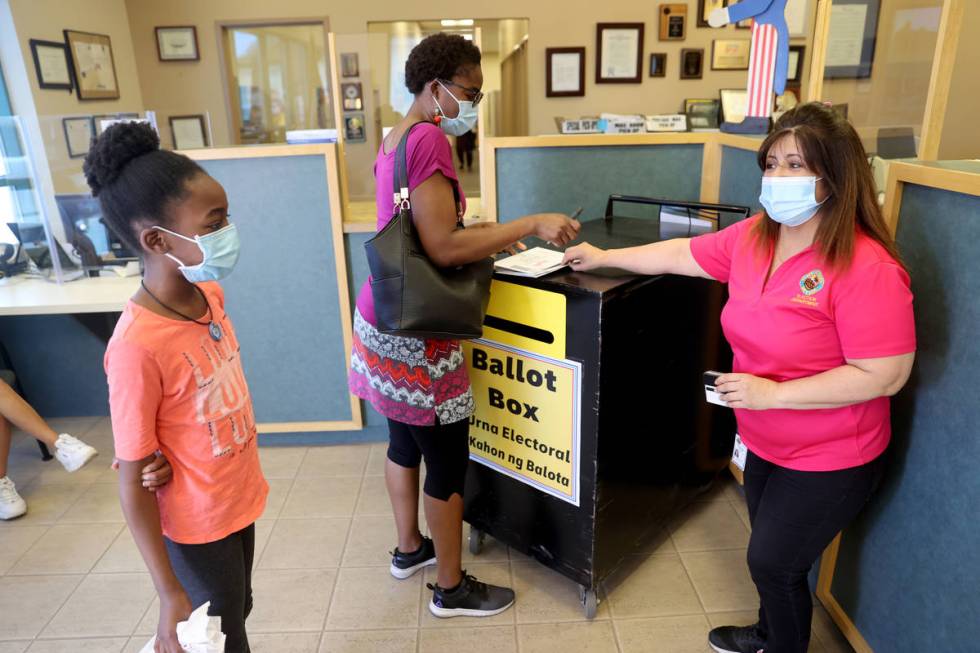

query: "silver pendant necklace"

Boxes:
[140, 281, 223, 341]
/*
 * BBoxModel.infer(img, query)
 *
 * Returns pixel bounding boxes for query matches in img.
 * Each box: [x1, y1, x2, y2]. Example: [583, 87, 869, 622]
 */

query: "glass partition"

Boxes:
[820, 0, 943, 158]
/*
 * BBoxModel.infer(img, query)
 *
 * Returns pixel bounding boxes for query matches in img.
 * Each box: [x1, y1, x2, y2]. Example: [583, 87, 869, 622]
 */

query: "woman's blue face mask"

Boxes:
[759, 176, 827, 227]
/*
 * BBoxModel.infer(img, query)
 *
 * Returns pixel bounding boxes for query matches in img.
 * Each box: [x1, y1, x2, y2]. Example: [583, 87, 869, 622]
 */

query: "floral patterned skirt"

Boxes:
[349, 310, 474, 426]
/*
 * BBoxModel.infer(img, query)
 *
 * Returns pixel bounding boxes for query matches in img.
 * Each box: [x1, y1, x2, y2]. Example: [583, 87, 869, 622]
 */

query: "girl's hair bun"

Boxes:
[83, 121, 160, 196]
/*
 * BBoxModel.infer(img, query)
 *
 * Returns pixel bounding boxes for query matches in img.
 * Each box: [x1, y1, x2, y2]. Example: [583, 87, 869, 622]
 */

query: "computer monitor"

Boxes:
[8, 222, 78, 271]
[54, 193, 137, 260]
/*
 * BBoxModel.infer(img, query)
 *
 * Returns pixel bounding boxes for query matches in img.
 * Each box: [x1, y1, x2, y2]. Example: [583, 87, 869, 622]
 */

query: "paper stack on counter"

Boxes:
[139, 602, 225, 653]
[494, 247, 567, 278]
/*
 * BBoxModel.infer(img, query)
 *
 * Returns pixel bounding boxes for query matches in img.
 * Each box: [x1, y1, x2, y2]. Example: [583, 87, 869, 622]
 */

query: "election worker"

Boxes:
[348, 33, 579, 618]
[563, 102, 915, 653]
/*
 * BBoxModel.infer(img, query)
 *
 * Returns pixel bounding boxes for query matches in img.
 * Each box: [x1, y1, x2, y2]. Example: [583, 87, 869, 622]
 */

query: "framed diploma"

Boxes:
[155, 26, 199, 62]
[169, 115, 208, 150]
[711, 39, 751, 70]
[62, 116, 94, 158]
[787, 45, 805, 82]
[649, 53, 667, 78]
[596, 24, 644, 84]
[659, 4, 687, 41]
[546, 47, 586, 97]
[29, 40, 72, 91]
[824, 0, 880, 79]
[698, 0, 728, 28]
[680, 48, 704, 79]
[64, 30, 119, 100]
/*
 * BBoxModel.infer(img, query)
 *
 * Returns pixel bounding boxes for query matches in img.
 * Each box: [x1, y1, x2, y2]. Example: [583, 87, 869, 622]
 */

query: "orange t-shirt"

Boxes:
[105, 282, 268, 544]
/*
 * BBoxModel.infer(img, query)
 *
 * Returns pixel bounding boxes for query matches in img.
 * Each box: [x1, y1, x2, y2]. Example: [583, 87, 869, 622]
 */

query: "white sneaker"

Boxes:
[0, 476, 27, 520]
[54, 434, 98, 473]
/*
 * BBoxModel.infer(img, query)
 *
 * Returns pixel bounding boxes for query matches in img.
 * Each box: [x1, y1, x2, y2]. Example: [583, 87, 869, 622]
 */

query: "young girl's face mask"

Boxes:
[154, 224, 240, 283]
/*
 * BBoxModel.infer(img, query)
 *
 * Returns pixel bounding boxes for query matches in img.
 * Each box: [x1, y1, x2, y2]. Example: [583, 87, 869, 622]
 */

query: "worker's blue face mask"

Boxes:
[155, 224, 240, 283]
[435, 81, 478, 137]
[759, 176, 827, 227]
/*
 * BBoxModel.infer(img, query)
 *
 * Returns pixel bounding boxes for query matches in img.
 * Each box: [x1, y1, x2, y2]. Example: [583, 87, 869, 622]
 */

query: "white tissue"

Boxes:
[139, 602, 226, 653]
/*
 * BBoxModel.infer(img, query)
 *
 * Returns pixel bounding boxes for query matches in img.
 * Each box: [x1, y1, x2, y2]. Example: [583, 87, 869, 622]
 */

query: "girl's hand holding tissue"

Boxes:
[155, 589, 192, 653]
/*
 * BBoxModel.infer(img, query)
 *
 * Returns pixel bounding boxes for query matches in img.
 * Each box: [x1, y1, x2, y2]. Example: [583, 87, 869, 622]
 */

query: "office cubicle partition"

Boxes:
[816, 161, 980, 653]
[187, 145, 361, 435]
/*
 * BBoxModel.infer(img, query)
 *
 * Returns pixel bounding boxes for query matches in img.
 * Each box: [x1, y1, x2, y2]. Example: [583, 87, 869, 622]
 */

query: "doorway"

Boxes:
[218, 20, 336, 145]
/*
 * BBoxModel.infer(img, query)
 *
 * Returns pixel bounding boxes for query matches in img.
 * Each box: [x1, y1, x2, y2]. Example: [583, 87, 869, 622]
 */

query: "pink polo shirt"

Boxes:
[690, 215, 916, 471]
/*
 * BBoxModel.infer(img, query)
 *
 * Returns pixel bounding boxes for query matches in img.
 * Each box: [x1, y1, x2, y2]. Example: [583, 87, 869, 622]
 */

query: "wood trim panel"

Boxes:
[919, 0, 965, 161]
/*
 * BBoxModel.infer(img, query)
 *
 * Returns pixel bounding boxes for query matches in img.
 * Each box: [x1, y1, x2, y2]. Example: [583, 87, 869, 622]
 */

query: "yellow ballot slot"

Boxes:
[482, 280, 566, 359]
[463, 339, 582, 506]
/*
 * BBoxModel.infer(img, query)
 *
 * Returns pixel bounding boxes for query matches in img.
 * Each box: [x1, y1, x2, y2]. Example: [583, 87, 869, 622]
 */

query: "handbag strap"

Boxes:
[392, 122, 462, 227]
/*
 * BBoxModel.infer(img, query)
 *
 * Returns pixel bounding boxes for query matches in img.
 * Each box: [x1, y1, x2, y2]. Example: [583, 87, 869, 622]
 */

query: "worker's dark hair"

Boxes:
[404, 33, 481, 95]
[754, 102, 904, 270]
[83, 121, 204, 253]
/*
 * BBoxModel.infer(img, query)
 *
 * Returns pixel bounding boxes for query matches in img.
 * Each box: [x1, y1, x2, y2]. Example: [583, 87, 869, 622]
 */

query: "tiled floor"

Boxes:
[0, 418, 855, 652]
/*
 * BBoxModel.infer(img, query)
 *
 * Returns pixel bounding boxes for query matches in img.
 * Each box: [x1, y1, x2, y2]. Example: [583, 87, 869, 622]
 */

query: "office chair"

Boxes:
[0, 342, 54, 461]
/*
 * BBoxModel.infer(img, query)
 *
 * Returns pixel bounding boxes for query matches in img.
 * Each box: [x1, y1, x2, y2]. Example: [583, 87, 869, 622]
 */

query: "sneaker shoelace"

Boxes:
[0, 478, 19, 504]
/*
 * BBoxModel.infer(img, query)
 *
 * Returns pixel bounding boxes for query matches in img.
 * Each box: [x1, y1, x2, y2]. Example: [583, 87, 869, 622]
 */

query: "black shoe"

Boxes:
[389, 536, 436, 579]
[708, 624, 767, 653]
[427, 571, 515, 618]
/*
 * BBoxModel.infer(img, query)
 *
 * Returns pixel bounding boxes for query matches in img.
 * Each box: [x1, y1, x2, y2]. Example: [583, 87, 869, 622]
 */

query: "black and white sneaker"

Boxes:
[427, 571, 515, 618]
[390, 536, 437, 579]
[708, 624, 767, 653]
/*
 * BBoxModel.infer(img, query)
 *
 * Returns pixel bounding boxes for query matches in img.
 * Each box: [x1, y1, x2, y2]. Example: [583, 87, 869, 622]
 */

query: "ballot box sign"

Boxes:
[464, 339, 582, 506]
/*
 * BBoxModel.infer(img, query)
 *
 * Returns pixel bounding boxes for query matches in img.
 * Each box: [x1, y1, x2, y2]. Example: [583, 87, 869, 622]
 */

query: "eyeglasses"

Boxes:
[438, 79, 484, 106]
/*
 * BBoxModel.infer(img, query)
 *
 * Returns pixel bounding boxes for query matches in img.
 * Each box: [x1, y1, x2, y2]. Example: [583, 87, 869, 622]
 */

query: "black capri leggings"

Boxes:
[386, 417, 470, 500]
[743, 448, 885, 653]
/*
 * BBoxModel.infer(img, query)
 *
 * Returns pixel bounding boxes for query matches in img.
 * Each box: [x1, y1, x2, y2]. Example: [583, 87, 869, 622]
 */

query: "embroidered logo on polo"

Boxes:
[799, 270, 825, 296]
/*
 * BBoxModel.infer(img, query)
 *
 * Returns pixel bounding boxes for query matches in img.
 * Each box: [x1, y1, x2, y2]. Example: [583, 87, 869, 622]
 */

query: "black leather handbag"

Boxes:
[365, 122, 493, 340]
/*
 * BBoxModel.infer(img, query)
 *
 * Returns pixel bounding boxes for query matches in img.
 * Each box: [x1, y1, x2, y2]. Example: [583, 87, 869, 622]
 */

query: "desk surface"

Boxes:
[0, 276, 139, 316]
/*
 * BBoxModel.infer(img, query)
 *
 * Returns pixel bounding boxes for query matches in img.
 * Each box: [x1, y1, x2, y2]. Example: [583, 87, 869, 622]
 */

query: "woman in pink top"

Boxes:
[349, 34, 580, 618]
[564, 103, 915, 653]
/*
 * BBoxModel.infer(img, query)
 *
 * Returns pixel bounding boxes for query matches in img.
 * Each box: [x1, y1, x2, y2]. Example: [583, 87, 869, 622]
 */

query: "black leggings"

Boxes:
[165, 524, 255, 653]
[386, 418, 470, 500]
[743, 449, 885, 653]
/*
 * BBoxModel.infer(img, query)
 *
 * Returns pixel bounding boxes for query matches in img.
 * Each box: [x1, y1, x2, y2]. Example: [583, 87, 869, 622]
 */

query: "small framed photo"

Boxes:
[340, 53, 359, 78]
[685, 98, 720, 130]
[659, 4, 687, 41]
[155, 26, 199, 62]
[711, 39, 751, 70]
[29, 39, 72, 91]
[787, 45, 806, 82]
[344, 114, 366, 142]
[596, 23, 644, 84]
[698, 0, 728, 28]
[546, 47, 586, 97]
[719, 88, 749, 124]
[649, 53, 667, 78]
[736, 18, 753, 29]
[62, 116, 94, 158]
[342, 82, 363, 111]
[680, 48, 704, 79]
[64, 30, 119, 100]
[169, 114, 208, 150]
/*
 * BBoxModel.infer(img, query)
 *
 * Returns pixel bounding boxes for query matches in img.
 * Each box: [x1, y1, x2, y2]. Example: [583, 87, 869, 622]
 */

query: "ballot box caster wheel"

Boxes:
[469, 526, 486, 556]
[579, 585, 599, 619]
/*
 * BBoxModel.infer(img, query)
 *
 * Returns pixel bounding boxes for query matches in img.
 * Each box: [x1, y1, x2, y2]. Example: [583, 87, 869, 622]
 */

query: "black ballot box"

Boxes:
[462, 198, 747, 617]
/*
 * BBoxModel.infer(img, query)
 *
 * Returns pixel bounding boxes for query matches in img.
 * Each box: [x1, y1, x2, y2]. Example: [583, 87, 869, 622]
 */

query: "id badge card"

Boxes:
[731, 433, 748, 471]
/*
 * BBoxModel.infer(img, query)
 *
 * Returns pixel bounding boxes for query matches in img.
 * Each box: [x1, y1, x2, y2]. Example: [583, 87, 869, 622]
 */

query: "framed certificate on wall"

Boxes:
[596, 23, 644, 84]
[546, 47, 586, 97]
[711, 39, 751, 70]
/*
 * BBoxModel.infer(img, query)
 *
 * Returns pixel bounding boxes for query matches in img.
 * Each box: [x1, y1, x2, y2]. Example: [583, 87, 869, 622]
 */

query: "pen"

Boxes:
[570, 207, 584, 220]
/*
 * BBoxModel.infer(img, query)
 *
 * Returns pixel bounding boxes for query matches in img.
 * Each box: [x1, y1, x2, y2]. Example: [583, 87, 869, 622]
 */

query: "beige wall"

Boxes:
[8, 0, 144, 193]
[937, 0, 980, 160]
[123, 0, 814, 146]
